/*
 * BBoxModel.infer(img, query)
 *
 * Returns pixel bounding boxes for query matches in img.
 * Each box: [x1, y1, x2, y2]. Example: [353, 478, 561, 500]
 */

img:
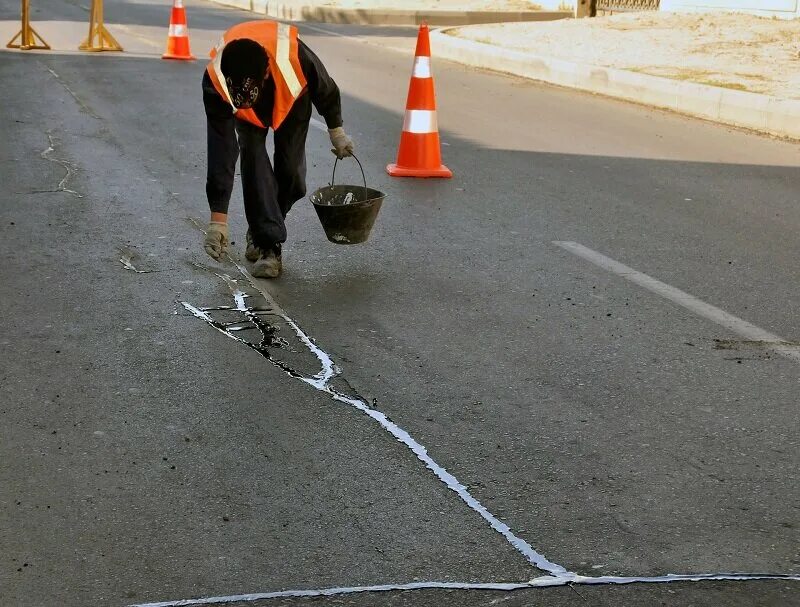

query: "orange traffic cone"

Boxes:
[387, 24, 451, 179]
[162, 0, 194, 61]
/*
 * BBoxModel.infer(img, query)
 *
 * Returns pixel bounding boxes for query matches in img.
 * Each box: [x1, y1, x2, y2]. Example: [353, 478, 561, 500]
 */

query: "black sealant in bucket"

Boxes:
[310, 155, 386, 245]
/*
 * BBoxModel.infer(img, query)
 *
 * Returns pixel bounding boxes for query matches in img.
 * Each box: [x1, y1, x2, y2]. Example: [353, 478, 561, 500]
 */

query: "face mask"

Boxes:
[226, 75, 261, 109]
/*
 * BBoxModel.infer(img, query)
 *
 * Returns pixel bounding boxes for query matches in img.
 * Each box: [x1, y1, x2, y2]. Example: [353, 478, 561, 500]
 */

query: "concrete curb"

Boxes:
[212, 0, 570, 26]
[431, 29, 800, 141]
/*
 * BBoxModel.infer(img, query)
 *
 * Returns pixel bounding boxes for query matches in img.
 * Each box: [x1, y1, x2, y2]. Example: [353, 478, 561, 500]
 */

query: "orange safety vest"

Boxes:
[207, 21, 307, 130]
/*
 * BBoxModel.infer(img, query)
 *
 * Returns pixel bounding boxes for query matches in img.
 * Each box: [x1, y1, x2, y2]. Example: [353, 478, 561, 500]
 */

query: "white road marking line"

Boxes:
[554, 241, 800, 364]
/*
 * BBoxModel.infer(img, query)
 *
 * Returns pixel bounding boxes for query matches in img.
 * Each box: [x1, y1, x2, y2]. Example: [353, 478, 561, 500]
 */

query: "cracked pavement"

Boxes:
[1, 0, 798, 605]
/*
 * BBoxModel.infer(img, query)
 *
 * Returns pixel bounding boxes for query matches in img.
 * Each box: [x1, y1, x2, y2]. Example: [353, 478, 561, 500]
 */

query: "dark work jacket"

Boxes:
[202, 39, 343, 211]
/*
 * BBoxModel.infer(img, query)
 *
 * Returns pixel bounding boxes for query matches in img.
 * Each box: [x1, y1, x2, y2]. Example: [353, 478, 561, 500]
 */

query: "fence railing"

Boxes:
[596, 0, 661, 10]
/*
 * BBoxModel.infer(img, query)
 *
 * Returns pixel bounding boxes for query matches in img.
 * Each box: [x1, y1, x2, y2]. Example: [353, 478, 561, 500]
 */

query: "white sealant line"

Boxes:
[37, 132, 82, 198]
[324, 388, 557, 570]
[234, 267, 563, 572]
[119, 256, 150, 273]
[183, 262, 564, 574]
[554, 241, 800, 364]
[129, 582, 532, 607]
[183, 260, 800, 582]
[173, 245, 799, 607]
[548, 572, 800, 586]
[130, 572, 800, 607]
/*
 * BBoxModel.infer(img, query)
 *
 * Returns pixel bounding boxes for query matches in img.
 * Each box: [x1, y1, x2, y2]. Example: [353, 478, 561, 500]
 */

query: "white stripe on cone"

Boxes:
[412, 56, 431, 79]
[403, 110, 437, 134]
[168, 24, 187, 37]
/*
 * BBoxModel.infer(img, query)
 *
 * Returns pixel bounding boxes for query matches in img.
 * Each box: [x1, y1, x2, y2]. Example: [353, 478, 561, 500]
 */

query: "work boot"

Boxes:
[245, 229, 260, 262]
[252, 244, 282, 279]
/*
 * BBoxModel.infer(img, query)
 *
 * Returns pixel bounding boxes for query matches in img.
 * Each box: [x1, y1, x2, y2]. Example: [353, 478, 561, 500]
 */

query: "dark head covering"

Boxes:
[221, 38, 269, 84]
[220, 39, 269, 108]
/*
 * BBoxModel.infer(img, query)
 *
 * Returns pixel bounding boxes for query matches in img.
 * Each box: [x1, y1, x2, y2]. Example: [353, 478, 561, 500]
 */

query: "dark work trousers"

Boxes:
[207, 93, 312, 250]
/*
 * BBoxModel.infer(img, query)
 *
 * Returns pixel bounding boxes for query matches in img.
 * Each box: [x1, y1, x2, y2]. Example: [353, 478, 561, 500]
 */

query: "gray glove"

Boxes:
[204, 221, 228, 260]
[328, 126, 354, 159]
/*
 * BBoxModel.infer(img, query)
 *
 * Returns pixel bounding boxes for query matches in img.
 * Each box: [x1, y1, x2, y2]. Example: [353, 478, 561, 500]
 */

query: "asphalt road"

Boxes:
[1, 0, 798, 606]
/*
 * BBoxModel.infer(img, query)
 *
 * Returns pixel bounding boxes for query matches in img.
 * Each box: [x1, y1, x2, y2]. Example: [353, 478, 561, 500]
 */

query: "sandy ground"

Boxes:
[449, 11, 800, 99]
[304, 0, 542, 10]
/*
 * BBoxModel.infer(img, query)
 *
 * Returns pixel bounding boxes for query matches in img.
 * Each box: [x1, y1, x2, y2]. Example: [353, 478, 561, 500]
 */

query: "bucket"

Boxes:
[310, 154, 386, 245]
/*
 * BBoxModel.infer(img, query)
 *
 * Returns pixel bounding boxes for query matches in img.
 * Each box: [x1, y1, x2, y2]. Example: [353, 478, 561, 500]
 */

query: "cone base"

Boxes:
[387, 163, 452, 179]
[162, 52, 195, 60]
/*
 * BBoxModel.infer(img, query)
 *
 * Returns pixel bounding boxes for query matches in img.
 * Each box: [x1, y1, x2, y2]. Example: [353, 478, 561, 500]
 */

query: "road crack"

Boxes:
[28, 132, 82, 198]
[44, 65, 102, 120]
[159, 226, 800, 607]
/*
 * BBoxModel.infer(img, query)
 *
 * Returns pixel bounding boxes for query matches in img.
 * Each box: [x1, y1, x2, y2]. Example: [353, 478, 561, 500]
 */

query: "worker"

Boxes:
[202, 21, 354, 278]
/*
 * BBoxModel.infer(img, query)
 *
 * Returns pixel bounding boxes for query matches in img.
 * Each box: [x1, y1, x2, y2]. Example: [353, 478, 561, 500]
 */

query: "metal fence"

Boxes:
[595, 0, 660, 10]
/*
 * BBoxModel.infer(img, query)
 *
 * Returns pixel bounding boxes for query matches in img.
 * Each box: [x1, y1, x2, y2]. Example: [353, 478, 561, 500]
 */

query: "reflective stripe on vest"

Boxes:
[207, 21, 307, 130]
[276, 23, 303, 98]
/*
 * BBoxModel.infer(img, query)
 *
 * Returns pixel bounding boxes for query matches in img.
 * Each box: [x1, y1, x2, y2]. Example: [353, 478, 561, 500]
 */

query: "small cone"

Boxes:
[387, 24, 451, 179]
[162, 0, 195, 61]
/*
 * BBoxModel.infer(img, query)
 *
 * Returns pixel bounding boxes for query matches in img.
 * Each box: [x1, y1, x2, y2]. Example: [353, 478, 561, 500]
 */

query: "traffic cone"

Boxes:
[387, 24, 451, 179]
[162, 0, 195, 61]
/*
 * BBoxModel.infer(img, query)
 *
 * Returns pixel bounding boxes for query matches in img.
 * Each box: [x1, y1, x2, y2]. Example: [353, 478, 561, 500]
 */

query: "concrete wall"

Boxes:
[533, 1, 577, 9]
[538, 0, 593, 19]
[530, 0, 592, 18]
[660, 0, 800, 18]
[213, 0, 572, 24]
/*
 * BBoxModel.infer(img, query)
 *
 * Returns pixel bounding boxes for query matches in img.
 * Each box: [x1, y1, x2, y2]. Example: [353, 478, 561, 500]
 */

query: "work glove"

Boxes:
[204, 221, 228, 261]
[328, 127, 354, 159]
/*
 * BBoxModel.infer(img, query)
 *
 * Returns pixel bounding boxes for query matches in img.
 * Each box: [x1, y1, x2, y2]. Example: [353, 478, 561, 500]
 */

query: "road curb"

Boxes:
[430, 29, 800, 140]
[211, 0, 570, 26]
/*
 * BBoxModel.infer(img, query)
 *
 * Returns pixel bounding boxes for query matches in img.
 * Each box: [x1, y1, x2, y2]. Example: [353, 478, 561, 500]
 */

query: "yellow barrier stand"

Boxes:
[6, 0, 50, 50]
[80, 0, 123, 52]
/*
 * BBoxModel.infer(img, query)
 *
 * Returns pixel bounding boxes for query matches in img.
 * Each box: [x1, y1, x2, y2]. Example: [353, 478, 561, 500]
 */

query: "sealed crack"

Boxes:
[163, 229, 800, 607]
[119, 248, 153, 274]
[29, 132, 82, 198]
[181, 274, 562, 575]
[130, 574, 800, 607]
[44, 65, 102, 120]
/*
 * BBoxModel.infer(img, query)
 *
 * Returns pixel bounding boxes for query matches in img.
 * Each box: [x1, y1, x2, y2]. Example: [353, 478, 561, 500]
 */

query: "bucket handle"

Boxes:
[331, 153, 368, 202]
